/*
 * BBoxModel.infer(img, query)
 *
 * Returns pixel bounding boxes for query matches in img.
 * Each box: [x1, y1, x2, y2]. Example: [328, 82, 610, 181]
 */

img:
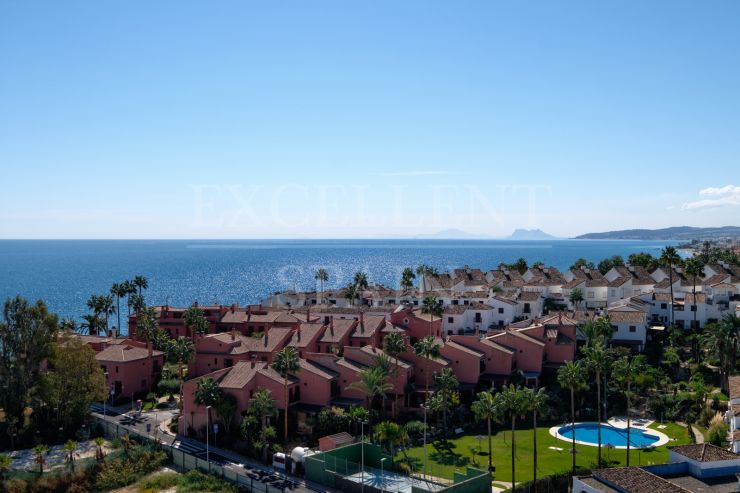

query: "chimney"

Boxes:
[297, 325, 302, 342]
[231, 328, 236, 341]
[307, 306, 311, 322]
[247, 305, 252, 321]
[193, 301, 199, 308]
[330, 316, 334, 336]
[360, 312, 365, 333]
[264, 332, 269, 347]
[251, 354, 257, 368]
[231, 304, 236, 313]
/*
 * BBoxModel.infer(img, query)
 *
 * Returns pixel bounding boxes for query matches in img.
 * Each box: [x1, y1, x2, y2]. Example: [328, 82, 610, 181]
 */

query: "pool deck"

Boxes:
[549, 420, 670, 449]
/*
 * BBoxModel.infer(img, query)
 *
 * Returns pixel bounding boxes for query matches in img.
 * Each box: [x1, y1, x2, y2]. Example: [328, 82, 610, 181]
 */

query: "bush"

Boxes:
[3, 478, 28, 493]
[94, 445, 167, 490]
[157, 378, 181, 396]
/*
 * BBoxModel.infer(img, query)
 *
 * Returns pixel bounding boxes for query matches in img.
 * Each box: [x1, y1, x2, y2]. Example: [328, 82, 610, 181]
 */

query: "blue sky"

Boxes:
[1, 1, 738, 239]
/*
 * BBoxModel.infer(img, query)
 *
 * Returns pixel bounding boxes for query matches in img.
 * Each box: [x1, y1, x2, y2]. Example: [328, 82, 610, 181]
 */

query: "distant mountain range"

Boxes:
[574, 226, 740, 240]
[505, 228, 561, 240]
[410, 228, 561, 240]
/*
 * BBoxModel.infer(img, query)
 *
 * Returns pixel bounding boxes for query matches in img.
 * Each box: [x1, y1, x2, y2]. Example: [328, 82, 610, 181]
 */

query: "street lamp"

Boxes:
[206, 405, 212, 472]
[359, 419, 368, 493]
[422, 403, 428, 480]
[103, 372, 109, 417]
[380, 457, 387, 493]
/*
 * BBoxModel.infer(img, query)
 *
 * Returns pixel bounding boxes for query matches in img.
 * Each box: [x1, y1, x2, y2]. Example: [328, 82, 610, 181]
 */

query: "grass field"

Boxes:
[396, 421, 691, 483]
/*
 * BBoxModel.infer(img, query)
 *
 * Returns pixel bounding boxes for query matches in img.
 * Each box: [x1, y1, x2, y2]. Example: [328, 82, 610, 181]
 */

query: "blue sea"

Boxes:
[0, 239, 677, 332]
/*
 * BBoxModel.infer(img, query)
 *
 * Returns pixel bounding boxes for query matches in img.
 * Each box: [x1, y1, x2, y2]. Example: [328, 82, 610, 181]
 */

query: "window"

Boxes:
[475, 313, 482, 323]
[115, 366, 119, 373]
[629, 326, 636, 333]
[612, 325, 618, 332]
[691, 305, 697, 312]
[661, 303, 667, 309]
[448, 317, 454, 323]
[498, 308, 504, 314]
[224, 358, 233, 367]
[452, 300, 459, 305]
[588, 292, 595, 298]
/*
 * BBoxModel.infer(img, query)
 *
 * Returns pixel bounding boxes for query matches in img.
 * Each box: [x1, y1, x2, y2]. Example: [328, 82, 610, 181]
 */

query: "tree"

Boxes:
[570, 258, 595, 270]
[314, 268, 329, 304]
[129, 293, 146, 314]
[433, 367, 459, 433]
[684, 257, 705, 332]
[167, 336, 195, 408]
[471, 391, 497, 472]
[703, 315, 740, 393]
[569, 288, 584, 311]
[421, 296, 442, 337]
[344, 283, 359, 306]
[400, 267, 416, 291]
[374, 421, 408, 456]
[246, 388, 277, 463]
[661, 246, 681, 334]
[64, 440, 77, 470]
[39, 334, 107, 434]
[509, 258, 528, 275]
[613, 354, 646, 466]
[628, 252, 658, 270]
[271, 346, 300, 444]
[94, 437, 106, 460]
[558, 361, 586, 474]
[194, 377, 223, 437]
[110, 283, 129, 334]
[0, 297, 59, 425]
[383, 331, 406, 417]
[354, 271, 369, 290]
[413, 336, 441, 401]
[580, 317, 613, 347]
[81, 314, 105, 336]
[33, 444, 49, 474]
[347, 366, 392, 426]
[215, 393, 238, 435]
[183, 306, 209, 341]
[597, 255, 624, 274]
[582, 341, 611, 466]
[523, 387, 549, 490]
[494, 385, 526, 492]
[0, 453, 11, 481]
[132, 275, 149, 295]
[416, 264, 439, 291]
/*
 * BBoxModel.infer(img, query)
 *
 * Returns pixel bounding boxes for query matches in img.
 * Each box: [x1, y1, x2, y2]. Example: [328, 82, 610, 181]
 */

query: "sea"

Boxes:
[0, 239, 678, 333]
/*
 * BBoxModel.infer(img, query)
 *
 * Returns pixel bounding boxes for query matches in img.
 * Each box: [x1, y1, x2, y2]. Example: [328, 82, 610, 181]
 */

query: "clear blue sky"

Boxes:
[1, 1, 738, 239]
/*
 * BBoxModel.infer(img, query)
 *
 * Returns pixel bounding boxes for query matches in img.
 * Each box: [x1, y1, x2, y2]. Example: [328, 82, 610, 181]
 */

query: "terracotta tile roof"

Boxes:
[218, 361, 264, 389]
[729, 376, 740, 401]
[592, 467, 690, 493]
[319, 318, 357, 344]
[299, 359, 337, 379]
[96, 344, 162, 362]
[608, 311, 645, 324]
[443, 340, 484, 358]
[287, 322, 326, 348]
[518, 291, 542, 302]
[669, 444, 739, 462]
[351, 315, 386, 339]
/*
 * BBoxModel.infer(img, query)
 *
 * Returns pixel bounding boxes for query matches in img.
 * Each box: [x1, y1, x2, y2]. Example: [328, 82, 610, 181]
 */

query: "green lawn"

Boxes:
[396, 421, 691, 483]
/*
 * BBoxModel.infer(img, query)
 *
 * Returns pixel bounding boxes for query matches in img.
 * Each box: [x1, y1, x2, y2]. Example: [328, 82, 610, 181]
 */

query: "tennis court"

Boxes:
[344, 467, 447, 493]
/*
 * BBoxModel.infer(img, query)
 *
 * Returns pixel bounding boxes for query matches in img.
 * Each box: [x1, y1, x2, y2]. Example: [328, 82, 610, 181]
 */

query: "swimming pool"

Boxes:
[552, 422, 665, 449]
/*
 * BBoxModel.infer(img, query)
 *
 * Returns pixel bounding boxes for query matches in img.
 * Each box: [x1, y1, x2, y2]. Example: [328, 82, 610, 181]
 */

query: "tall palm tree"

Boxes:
[613, 355, 645, 466]
[344, 283, 359, 306]
[167, 337, 196, 407]
[183, 306, 209, 341]
[471, 390, 497, 472]
[98, 294, 116, 333]
[33, 444, 48, 474]
[272, 346, 300, 444]
[413, 336, 441, 401]
[580, 317, 613, 348]
[523, 387, 549, 491]
[64, 440, 77, 471]
[433, 367, 459, 434]
[494, 385, 525, 492]
[384, 331, 406, 417]
[129, 293, 146, 314]
[81, 314, 104, 336]
[354, 271, 369, 291]
[558, 361, 586, 475]
[372, 353, 394, 419]
[122, 280, 135, 318]
[582, 341, 611, 466]
[136, 307, 159, 354]
[684, 257, 705, 332]
[250, 388, 277, 464]
[421, 296, 442, 337]
[111, 283, 128, 335]
[133, 275, 149, 296]
[400, 267, 416, 291]
[194, 377, 223, 437]
[347, 366, 393, 427]
[314, 268, 328, 304]
[661, 246, 681, 333]
[60, 317, 78, 333]
[416, 264, 439, 292]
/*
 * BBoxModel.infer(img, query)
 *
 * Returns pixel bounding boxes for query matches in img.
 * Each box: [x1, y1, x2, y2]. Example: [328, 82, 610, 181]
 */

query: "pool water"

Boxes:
[558, 422, 660, 448]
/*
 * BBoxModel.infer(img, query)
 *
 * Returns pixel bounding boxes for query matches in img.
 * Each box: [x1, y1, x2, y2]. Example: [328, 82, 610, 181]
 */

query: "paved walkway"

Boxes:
[691, 425, 704, 444]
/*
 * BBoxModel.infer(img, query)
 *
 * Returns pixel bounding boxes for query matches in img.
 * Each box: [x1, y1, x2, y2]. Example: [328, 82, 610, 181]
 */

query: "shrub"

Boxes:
[3, 478, 28, 493]
[94, 445, 167, 490]
[157, 378, 181, 396]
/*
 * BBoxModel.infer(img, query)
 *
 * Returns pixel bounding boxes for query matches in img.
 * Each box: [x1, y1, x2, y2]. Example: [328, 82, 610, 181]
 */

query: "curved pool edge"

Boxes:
[548, 422, 670, 450]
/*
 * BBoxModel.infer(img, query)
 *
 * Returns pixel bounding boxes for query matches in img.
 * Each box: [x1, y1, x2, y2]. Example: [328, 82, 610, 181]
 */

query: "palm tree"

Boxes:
[569, 288, 584, 311]
[421, 296, 442, 337]
[383, 331, 407, 417]
[314, 268, 329, 304]
[580, 317, 613, 347]
[122, 280, 135, 318]
[136, 306, 160, 359]
[433, 368, 459, 433]
[250, 388, 277, 464]
[416, 264, 438, 291]
[494, 385, 526, 492]
[685, 257, 705, 332]
[344, 283, 359, 306]
[413, 336, 441, 401]
[129, 293, 146, 314]
[194, 377, 223, 437]
[471, 391, 497, 472]
[272, 346, 300, 444]
[111, 283, 128, 334]
[354, 271, 369, 291]
[400, 267, 416, 291]
[582, 341, 611, 466]
[60, 317, 78, 333]
[661, 246, 681, 333]
[373, 353, 394, 418]
[133, 275, 149, 295]
[703, 315, 740, 393]
[374, 421, 408, 456]
[64, 440, 77, 470]
[183, 306, 209, 341]
[0, 453, 12, 481]
[523, 387, 549, 491]
[558, 361, 586, 475]
[99, 294, 116, 333]
[347, 366, 393, 426]
[94, 436, 106, 460]
[613, 355, 646, 466]
[81, 314, 104, 335]
[33, 444, 48, 474]
[167, 337, 196, 407]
